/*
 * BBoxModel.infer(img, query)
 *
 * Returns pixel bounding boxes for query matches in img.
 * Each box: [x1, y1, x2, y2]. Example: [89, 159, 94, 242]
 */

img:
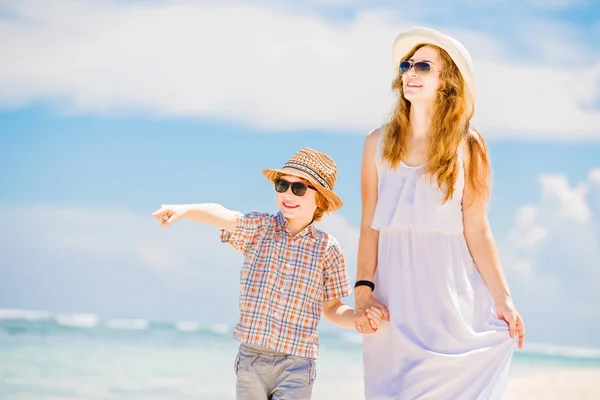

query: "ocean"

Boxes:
[2, 309, 600, 400]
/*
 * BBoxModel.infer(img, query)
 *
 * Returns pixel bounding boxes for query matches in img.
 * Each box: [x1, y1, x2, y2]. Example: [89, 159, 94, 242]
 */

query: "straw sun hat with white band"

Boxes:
[392, 26, 476, 115]
[262, 148, 343, 212]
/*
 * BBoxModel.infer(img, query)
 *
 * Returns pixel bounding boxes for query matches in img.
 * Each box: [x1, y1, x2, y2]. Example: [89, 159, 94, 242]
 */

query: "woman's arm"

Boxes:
[356, 128, 380, 287]
[462, 132, 525, 348]
[354, 127, 390, 334]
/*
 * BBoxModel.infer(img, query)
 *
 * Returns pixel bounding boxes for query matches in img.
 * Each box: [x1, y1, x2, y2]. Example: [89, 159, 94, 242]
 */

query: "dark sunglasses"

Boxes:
[399, 61, 435, 76]
[274, 179, 316, 196]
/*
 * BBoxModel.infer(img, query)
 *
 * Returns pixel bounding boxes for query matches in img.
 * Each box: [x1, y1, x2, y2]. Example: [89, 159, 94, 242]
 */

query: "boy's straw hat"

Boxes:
[262, 148, 343, 211]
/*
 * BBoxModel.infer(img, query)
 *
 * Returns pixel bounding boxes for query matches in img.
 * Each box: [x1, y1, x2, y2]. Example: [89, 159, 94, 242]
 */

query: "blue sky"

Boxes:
[1, 0, 599, 349]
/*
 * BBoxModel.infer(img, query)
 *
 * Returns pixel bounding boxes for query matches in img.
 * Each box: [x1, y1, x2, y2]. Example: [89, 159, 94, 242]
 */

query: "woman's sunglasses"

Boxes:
[274, 179, 316, 197]
[399, 61, 435, 76]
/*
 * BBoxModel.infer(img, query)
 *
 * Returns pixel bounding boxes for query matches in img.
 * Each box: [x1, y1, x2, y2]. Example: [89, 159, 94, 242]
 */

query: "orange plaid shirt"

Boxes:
[220, 211, 351, 359]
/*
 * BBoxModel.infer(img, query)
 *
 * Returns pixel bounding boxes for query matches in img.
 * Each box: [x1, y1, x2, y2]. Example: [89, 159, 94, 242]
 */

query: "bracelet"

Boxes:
[354, 280, 375, 292]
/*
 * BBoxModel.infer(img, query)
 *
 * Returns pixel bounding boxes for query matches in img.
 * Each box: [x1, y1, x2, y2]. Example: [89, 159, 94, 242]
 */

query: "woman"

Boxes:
[353, 27, 525, 399]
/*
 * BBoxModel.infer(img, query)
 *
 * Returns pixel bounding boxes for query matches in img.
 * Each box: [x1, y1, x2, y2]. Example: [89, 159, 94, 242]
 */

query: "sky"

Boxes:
[1, 0, 599, 349]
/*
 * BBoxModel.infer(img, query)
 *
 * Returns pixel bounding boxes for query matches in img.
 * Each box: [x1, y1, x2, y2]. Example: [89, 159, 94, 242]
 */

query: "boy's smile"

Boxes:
[275, 175, 318, 232]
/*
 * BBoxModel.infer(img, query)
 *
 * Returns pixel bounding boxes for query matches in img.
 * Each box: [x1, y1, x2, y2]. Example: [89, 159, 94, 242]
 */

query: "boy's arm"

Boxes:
[182, 203, 238, 232]
[322, 300, 354, 328]
[151, 203, 239, 232]
[321, 240, 356, 329]
[320, 241, 385, 330]
[323, 300, 385, 329]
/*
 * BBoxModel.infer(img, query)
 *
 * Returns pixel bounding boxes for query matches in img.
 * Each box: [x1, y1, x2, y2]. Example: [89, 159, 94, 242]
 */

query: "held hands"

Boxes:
[354, 290, 390, 335]
[495, 298, 525, 349]
[150, 204, 188, 227]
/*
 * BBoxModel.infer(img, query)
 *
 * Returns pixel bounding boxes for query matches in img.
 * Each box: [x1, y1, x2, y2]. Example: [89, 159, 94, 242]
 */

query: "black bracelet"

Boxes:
[354, 280, 375, 292]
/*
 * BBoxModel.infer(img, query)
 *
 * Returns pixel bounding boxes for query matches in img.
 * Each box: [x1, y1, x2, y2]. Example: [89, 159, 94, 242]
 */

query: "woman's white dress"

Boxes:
[362, 136, 515, 400]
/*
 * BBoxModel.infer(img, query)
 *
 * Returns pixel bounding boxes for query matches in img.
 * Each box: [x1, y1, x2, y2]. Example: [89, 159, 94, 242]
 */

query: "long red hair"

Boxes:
[382, 44, 491, 204]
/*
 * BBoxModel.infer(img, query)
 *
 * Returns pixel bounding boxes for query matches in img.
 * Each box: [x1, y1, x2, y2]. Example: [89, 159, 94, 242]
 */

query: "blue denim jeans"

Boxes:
[234, 343, 317, 400]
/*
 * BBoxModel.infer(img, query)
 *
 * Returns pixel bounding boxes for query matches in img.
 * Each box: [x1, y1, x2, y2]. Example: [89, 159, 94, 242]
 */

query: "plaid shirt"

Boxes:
[220, 211, 351, 359]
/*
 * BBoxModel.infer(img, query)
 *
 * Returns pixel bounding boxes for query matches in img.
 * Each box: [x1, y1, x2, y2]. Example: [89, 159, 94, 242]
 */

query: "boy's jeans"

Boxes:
[234, 343, 317, 400]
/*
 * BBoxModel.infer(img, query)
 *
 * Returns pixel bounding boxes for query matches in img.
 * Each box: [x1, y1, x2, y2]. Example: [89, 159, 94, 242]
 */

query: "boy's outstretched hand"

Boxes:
[366, 306, 386, 331]
[151, 204, 188, 227]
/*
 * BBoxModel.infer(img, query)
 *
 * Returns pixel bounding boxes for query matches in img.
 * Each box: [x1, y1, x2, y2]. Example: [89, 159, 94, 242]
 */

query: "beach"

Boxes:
[505, 365, 600, 400]
[1, 310, 599, 399]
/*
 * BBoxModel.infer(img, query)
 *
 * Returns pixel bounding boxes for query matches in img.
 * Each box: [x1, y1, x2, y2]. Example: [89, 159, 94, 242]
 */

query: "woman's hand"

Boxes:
[355, 290, 389, 334]
[496, 298, 525, 349]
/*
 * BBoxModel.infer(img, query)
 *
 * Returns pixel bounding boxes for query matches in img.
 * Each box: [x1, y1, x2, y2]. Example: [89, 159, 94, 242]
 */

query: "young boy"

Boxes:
[151, 148, 383, 399]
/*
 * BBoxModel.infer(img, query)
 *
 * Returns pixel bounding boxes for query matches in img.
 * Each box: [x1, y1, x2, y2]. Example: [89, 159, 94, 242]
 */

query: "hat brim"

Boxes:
[262, 168, 343, 212]
[392, 27, 476, 106]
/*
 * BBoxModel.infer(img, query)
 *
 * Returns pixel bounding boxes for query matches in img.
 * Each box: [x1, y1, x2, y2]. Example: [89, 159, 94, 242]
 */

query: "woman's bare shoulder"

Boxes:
[365, 125, 385, 146]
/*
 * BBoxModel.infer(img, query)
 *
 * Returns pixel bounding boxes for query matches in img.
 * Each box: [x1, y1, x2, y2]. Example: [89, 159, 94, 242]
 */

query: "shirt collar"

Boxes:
[275, 211, 318, 239]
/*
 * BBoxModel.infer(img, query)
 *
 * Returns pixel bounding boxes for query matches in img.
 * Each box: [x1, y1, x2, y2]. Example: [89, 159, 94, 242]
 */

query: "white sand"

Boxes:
[505, 365, 600, 400]
[312, 363, 600, 399]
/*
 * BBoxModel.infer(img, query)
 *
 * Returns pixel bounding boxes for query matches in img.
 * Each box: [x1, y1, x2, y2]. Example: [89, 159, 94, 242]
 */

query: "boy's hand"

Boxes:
[151, 204, 189, 227]
[366, 306, 386, 330]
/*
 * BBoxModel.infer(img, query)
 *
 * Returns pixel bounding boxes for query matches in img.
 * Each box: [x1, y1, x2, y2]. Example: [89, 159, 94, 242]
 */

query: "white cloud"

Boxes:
[469, 0, 591, 8]
[525, 0, 589, 8]
[590, 168, 600, 183]
[539, 174, 591, 222]
[0, 0, 599, 139]
[511, 206, 547, 249]
[503, 168, 600, 346]
[505, 170, 600, 280]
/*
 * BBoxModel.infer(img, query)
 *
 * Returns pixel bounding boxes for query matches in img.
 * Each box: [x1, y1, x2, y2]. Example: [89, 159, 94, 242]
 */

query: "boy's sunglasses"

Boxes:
[274, 179, 316, 197]
[399, 61, 435, 76]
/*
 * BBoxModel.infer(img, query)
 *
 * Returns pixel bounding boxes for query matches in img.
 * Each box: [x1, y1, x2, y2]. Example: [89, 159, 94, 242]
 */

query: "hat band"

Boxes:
[282, 162, 331, 190]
